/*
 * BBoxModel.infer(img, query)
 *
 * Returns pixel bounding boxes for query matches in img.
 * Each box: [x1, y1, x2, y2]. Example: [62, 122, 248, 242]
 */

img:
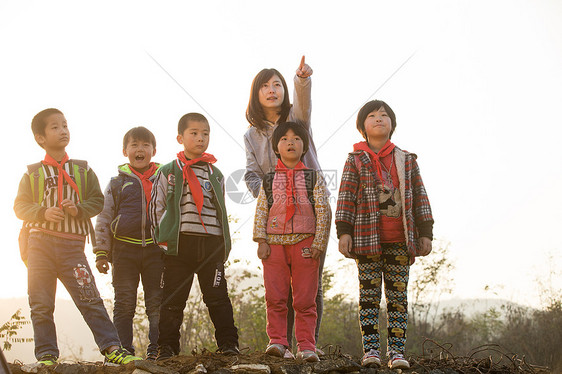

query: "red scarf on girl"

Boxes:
[274, 159, 308, 223]
[42, 153, 80, 209]
[353, 140, 395, 187]
[129, 163, 159, 211]
[176, 151, 217, 232]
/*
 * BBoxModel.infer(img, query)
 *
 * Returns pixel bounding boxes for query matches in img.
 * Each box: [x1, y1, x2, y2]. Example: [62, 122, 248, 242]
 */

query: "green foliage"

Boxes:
[0, 309, 33, 351]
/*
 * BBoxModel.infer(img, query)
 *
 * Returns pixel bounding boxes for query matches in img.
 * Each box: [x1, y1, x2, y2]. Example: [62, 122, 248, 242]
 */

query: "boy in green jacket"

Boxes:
[149, 113, 239, 360]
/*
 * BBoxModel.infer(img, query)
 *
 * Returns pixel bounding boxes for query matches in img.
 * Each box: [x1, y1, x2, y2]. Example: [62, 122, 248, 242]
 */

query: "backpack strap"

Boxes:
[263, 172, 275, 211]
[264, 170, 316, 214]
[27, 162, 44, 204]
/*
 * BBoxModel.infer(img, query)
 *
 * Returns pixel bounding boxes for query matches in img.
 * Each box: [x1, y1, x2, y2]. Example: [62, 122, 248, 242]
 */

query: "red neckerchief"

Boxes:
[129, 163, 159, 212]
[274, 159, 308, 223]
[176, 151, 217, 232]
[42, 153, 80, 209]
[353, 140, 395, 187]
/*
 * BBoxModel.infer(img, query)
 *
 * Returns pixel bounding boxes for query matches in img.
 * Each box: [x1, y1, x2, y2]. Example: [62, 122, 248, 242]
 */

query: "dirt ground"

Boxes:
[5, 346, 554, 374]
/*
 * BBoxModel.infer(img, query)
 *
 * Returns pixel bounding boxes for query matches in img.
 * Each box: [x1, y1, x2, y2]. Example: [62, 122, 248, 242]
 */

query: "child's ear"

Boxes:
[122, 149, 128, 157]
[35, 134, 46, 146]
[152, 148, 157, 156]
[176, 134, 183, 145]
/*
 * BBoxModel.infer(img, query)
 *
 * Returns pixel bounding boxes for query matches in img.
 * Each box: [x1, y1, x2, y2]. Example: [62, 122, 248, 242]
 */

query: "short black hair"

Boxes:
[123, 126, 156, 149]
[272, 122, 310, 159]
[178, 113, 209, 134]
[31, 108, 63, 137]
[356, 100, 397, 140]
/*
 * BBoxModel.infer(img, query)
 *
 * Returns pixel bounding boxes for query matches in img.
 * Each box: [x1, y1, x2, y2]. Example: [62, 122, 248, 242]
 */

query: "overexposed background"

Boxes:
[1, 0, 561, 363]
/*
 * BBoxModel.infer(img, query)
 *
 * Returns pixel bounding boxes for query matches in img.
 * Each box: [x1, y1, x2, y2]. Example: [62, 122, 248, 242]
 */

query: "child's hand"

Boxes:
[44, 207, 65, 223]
[338, 234, 353, 258]
[96, 259, 110, 274]
[61, 199, 78, 217]
[257, 242, 271, 259]
[296, 56, 313, 78]
[311, 248, 322, 260]
[418, 237, 432, 256]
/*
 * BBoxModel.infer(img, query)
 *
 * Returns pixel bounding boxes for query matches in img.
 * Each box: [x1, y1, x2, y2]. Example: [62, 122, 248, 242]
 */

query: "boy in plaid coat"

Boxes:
[335, 100, 434, 369]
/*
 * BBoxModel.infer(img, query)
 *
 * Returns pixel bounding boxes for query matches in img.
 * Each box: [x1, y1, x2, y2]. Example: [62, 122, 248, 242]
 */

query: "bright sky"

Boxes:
[1, 0, 561, 310]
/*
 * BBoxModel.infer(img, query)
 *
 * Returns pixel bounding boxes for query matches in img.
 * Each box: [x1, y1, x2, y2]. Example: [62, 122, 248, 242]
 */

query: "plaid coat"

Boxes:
[335, 146, 433, 262]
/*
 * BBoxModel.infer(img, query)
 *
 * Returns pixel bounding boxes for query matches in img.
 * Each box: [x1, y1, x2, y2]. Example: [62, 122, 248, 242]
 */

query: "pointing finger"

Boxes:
[299, 55, 305, 70]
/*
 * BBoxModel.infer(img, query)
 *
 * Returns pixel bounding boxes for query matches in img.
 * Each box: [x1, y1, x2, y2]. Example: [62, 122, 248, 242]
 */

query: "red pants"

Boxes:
[262, 236, 319, 351]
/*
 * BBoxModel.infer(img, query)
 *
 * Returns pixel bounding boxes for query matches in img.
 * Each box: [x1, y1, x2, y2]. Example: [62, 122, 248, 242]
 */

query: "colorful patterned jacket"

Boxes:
[335, 146, 433, 262]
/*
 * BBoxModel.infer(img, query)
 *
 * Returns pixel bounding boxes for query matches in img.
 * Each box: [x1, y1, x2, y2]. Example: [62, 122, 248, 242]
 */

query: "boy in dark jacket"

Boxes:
[149, 113, 239, 360]
[94, 127, 163, 360]
[14, 108, 140, 369]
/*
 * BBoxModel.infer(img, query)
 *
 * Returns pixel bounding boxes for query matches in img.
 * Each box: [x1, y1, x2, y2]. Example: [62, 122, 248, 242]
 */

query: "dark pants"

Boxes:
[158, 234, 238, 354]
[112, 241, 163, 356]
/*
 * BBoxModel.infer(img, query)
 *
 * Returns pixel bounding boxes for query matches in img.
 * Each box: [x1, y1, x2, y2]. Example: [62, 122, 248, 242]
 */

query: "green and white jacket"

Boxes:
[149, 159, 231, 260]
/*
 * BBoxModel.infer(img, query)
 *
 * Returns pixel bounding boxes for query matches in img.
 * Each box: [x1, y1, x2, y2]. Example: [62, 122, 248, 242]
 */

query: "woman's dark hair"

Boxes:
[123, 126, 157, 149]
[272, 122, 309, 158]
[31, 108, 63, 136]
[356, 100, 397, 140]
[246, 68, 291, 131]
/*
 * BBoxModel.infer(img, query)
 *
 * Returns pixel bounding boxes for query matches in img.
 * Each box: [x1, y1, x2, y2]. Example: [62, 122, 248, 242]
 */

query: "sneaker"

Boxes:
[104, 347, 142, 366]
[296, 350, 320, 362]
[218, 343, 240, 355]
[156, 345, 176, 361]
[387, 351, 410, 369]
[146, 351, 158, 361]
[361, 349, 381, 367]
[315, 347, 325, 357]
[266, 343, 293, 358]
[21, 355, 58, 373]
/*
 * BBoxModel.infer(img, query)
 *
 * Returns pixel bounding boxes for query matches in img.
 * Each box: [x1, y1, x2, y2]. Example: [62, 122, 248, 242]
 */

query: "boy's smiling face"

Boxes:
[36, 113, 70, 153]
[123, 137, 156, 173]
[177, 120, 210, 159]
[275, 128, 304, 167]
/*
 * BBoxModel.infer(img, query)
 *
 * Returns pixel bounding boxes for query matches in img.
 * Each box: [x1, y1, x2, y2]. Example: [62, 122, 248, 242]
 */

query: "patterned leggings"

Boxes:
[356, 242, 409, 353]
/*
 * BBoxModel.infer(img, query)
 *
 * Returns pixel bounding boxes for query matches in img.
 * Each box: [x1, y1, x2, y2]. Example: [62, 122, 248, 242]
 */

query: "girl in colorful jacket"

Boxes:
[244, 56, 329, 355]
[253, 122, 330, 363]
[335, 100, 434, 369]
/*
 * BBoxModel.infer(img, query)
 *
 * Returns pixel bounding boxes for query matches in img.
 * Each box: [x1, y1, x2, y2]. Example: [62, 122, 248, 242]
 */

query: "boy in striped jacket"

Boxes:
[14, 108, 140, 369]
[149, 113, 239, 360]
[335, 100, 434, 369]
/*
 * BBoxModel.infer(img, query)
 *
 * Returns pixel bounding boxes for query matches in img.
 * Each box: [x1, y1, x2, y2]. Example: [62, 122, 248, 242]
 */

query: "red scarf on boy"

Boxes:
[42, 153, 80, 209]
[353, 140, 395, 187]
[129, 163, 159, 211]
[176, 151, 217, 232]
[274, 159, 307, 223]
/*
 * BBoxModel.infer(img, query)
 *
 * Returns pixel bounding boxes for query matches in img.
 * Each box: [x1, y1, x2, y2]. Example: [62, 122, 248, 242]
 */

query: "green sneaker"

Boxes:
[38, 354, 58, 366]
[104, 347, 142, 366]
[21, 355, 58, 373]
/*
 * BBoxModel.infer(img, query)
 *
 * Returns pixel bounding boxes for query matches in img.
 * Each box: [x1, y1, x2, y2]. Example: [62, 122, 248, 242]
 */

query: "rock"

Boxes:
[54, 363, 98, 374]
[187, 364, 207, 374]
[134, 360, 179, 374]
[132, 369, 153, 374]
[276, 364, 312, 374]
[313, 358, 361, 374]
[230, 364, 271, 374]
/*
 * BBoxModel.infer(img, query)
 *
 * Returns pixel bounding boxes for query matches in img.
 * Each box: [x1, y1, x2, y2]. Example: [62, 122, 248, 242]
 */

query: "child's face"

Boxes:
[258, 74, 285, 110]
[36, 113, 70, 152]
[363, 107, 392, 142]
[276, 128, 304, 166]
[177, 120, 210, 159]
[123, 137, 156, 173]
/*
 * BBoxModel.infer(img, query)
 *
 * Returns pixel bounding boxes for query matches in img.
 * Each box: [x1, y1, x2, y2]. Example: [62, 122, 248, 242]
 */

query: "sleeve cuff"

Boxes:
[336, 221, 353, 239]
[417, 220, 434, 240]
